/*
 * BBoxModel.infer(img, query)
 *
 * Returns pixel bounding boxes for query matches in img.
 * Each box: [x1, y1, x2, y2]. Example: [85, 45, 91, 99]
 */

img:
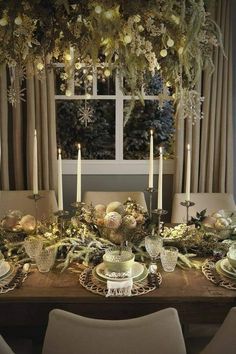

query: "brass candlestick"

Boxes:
[146, 187, 156, 219]
[54, 210, 69, 237]
[152, 208, 168, 236]
[28, 194, 43, 233]
[180, 200, 195, 224]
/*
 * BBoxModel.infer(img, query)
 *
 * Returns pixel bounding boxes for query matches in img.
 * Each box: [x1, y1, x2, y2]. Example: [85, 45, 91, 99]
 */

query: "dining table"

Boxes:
[0, 259, 235, 339]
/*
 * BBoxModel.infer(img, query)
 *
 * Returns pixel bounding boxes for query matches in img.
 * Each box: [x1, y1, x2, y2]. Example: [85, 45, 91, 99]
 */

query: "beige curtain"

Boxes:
[0, 63, 57, 191]
[173, 0, 233, 195]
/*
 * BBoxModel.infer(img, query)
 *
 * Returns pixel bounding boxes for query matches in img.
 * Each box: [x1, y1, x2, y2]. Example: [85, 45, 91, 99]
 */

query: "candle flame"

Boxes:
[58, 148, 61, 154]
[187, 144, 191, 150]
[159, 147, 163, 154]
[78, 143, 81, 149]
[150, 129, 154, 135]
[34, 129, 37, 136]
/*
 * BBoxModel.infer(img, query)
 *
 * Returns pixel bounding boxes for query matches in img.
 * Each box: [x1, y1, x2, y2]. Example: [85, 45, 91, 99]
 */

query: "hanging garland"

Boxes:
[0, 0, 222, 121]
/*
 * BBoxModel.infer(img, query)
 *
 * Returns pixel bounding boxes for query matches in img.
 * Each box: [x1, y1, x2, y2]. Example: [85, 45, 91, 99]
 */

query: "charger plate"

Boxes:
[0, 262, 12, 279]
[96, 262, 144, 281]
[79, 266, 162, 297]
[220, 259, 236, 277]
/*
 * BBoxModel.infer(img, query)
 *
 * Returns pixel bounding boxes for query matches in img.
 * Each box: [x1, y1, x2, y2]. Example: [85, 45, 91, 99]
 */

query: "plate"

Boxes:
[96, 262, 144, 281]
[0, 262, 10, 278]
[220, 259, 236, 277]
[93, 264, 148, 284]
[215, 260, 236, 281]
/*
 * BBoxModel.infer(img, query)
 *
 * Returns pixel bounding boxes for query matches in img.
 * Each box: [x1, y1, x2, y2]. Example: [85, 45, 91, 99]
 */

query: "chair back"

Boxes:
[171, 193, 235, 223]
[83, 191, 147, 211]
[0, 190, 58, 220]
[42, 308, 186, 354]
[0, 335, 15, 354]
[201, 307, 236, 354]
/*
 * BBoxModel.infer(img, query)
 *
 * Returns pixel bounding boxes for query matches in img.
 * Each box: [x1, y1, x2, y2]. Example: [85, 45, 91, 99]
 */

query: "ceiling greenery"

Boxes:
[0, 0, 221, 121]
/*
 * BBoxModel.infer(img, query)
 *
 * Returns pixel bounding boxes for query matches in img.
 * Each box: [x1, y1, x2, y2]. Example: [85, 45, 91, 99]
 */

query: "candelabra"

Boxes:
[180, 200, 195, 224]
[28, 194, 43, 233]
[146, 187, 156, 219]
[152, 208, 168, 236]
[54, 210, 69, 237]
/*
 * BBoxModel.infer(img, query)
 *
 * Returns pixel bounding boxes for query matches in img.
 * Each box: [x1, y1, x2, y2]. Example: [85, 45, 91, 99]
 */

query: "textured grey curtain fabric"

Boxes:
[173, 0, 234, 195]
[0, 63, 57, 191]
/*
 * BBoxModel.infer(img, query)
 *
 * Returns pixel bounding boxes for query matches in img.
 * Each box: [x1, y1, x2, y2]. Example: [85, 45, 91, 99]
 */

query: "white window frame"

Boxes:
[55, 71, 174, 175]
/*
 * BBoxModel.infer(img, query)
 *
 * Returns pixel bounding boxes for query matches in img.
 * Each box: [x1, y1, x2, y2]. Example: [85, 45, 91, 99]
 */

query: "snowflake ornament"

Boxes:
[78, 103, 94, 127]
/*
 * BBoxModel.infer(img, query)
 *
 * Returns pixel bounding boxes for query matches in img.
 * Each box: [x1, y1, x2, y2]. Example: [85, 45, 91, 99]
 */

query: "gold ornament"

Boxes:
[160, 49, 168, 57]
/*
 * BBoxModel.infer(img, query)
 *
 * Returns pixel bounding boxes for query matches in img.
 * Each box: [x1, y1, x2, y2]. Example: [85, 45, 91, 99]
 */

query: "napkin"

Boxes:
[106, 278, 133, 297]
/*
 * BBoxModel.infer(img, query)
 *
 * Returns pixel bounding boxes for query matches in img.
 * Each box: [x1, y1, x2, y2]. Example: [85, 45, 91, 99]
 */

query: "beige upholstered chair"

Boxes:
[0, 336, 14, 354]
[171, 193, 236, 223]
[0, 190, 58, 220]
[83, 191, 148, 211]
[42, 308, 186, 354]
[201, 307, 236, 354]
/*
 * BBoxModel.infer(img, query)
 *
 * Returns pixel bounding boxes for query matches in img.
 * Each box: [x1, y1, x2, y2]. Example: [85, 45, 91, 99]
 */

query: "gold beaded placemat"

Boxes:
[0, 264, 29, 294]
[79, 268, 162, 297]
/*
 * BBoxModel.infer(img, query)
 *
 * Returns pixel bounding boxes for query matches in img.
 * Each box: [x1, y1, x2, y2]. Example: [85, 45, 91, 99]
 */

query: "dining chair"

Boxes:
[83, 191, 148, 211]
[0, 190, 58, 220]
[200, 307, 236, 354]
[171, 193, 236, 223]
[0, 335, 15, 354]
[42, 308, 186, 354]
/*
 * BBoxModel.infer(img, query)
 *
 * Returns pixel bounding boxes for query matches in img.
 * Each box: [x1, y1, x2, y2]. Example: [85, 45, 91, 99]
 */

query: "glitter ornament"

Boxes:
[104, 212, 122, 229]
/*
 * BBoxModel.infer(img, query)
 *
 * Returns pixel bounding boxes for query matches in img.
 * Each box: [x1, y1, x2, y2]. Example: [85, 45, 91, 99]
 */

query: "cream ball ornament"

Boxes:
[167, 38, 174, 47]
[104, 212, 122, 229]
[123, 35, 132, 44]
[20, 215, 36, 233]
[14, 16, 22, 25]
[106, 201, 125, 215]
[122, 215, 137, 229]
[0, 17, 8, 26]
[160, 49, 168, 57]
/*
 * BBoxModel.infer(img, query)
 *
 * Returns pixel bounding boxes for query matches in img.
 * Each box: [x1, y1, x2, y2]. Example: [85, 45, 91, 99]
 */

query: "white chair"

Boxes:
[83, 191, 147, 211]
[42, 308, 186, 354]
[201, 307, 236, 354]
[0, 335, 15, 354]
[0, 190, 58, 220]
[171, 193, 236, 223]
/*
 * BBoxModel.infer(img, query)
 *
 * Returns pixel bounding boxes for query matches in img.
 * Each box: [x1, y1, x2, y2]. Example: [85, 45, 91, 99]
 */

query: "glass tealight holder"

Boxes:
[160, 246, 179, 272]
[24, 237, 43, 260]
[35, 247, 57, 273]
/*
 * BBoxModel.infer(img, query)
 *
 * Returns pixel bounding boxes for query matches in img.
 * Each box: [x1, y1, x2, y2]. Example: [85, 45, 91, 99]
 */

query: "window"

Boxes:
[55, 66, 175, 174]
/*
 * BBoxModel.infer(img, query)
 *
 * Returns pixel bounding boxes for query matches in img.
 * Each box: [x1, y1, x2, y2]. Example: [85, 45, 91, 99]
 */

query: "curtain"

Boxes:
[0, 63, 57, 192]
[173, 0, 234, 195]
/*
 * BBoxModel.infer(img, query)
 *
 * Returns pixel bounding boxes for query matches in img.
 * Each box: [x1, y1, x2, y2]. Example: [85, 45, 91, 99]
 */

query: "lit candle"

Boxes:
[76, 143, 81, 202]
[148, 129, 154, 189]
[58, 148, 63, 210]
[186, 144, 191, 201]
[33, 130, 38, 195]
[157, 147, 163, 209]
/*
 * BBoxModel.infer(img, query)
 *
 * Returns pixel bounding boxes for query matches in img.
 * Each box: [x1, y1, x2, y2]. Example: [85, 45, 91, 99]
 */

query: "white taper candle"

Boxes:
[76, 143, 81, 202]
[157, 147, 163, 209]
[148, 129, 154, 189]
[33, 130, 38, 195]
[58, 148, 63, 210]
[186, 144, 191, 201]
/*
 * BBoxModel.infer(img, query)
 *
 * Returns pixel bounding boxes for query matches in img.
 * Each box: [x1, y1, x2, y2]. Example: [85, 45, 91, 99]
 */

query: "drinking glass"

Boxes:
[24, 237, 43, 260]
[35, 247, 56, 273]
[145, 235, 163, 273]
[161, 246, 179, 272]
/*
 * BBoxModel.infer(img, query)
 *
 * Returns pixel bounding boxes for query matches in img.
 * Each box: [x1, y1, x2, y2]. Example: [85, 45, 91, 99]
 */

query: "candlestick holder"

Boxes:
[152, 208, 168, 236]
[180, 200, 195, 224]
[146, 187, 156, 218]
[54, 210, 69, 237]
[28, 194, 43, 234]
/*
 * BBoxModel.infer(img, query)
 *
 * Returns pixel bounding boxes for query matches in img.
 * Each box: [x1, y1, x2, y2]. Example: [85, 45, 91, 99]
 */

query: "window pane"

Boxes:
[56, 100, 115, 159]
[97, 68, 115, 95]
[123, 100, 174, 160]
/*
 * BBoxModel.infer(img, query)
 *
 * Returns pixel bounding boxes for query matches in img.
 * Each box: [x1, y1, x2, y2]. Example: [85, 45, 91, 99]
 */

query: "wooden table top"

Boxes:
[0, 261, 235, 326]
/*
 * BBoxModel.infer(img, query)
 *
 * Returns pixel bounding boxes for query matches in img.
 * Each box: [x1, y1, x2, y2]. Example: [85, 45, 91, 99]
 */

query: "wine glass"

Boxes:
[145, 235, 163, 273]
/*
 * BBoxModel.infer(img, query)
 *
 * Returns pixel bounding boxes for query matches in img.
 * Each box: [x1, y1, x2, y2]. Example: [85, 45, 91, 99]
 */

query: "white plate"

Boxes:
[93, 265, 148, 284]
[0, 262, 11, 278]
[220, 259, 236, 277]
[96, 262, 144, 281]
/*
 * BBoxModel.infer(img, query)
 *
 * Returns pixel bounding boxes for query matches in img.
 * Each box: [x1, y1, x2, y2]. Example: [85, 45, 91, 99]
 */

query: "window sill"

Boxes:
[62, 159, 174, 175]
